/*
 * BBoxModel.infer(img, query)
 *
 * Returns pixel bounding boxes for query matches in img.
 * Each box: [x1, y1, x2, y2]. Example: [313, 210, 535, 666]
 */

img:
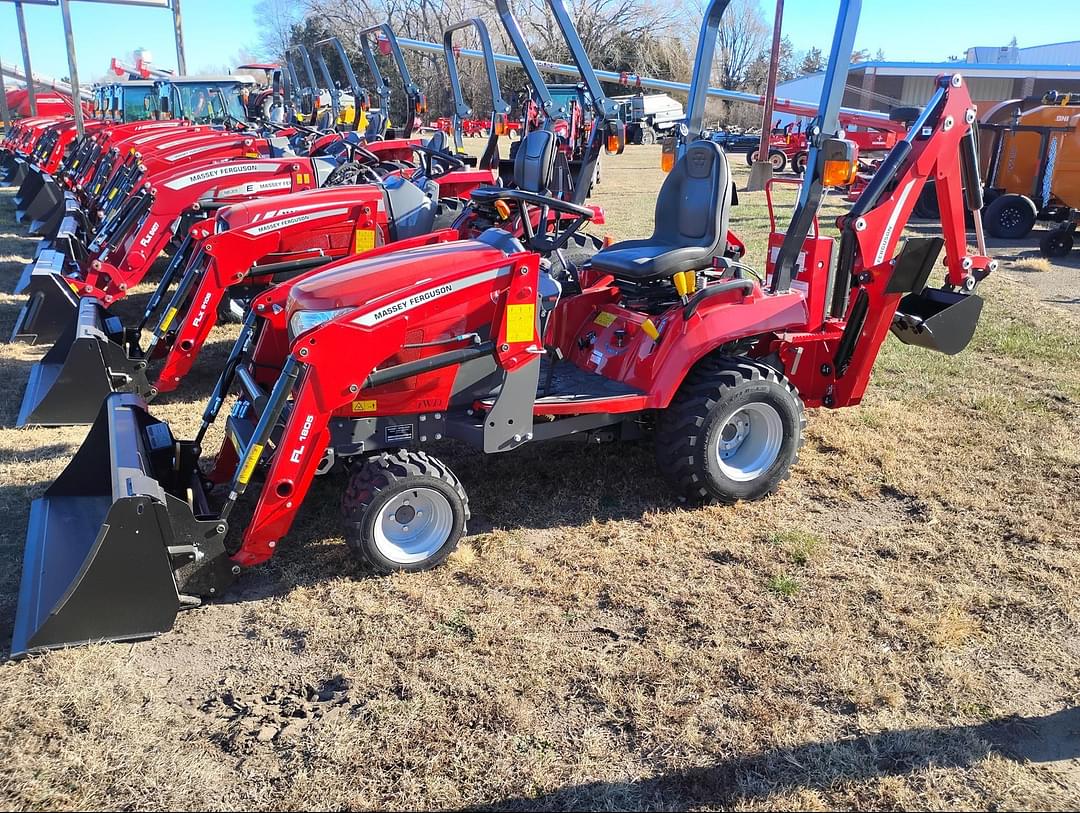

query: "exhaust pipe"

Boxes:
[17, 298, 150, 427]
[12, 394, 234, 658]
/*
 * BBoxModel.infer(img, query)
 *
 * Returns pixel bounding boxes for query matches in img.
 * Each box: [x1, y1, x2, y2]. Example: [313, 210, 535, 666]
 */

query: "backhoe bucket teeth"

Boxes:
[12, 394, 232, 658]
[17, 298, 149, 427]
[891, 288, 984, 356]
[10, 256, 80, 345]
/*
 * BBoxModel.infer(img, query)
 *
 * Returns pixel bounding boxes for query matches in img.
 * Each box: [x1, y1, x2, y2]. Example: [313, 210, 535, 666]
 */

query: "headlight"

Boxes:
[289, 307, 351, 340]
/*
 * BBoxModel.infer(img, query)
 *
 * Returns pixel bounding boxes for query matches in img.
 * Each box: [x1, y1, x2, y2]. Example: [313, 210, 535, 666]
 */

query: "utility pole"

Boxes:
[172, 0, 187, 75]
[0, 59, 11, 130]
[14, 1, 36, 115]
[58, 0, 83, 136]
[747, 0, 784, 191]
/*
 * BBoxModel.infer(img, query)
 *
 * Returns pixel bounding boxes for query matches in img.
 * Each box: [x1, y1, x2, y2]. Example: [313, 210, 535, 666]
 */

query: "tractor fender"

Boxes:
[639, 288, 809, 411]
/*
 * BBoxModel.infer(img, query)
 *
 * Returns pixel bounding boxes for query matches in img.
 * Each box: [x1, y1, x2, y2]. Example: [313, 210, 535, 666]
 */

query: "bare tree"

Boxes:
[711, 0, 769, 90]
[253, 0, 305, 60]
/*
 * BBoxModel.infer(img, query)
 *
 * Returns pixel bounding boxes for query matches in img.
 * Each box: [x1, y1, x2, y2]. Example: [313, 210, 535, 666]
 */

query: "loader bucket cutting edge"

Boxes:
[10, 264, 80, 345]
[12, 396, 184, 658]
[17, 298, 150, 427]
[891, 288, 984, 356]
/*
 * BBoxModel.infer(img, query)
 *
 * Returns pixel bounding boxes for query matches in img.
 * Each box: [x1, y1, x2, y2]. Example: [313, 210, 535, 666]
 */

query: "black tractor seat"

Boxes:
[589, 140, 732, 281]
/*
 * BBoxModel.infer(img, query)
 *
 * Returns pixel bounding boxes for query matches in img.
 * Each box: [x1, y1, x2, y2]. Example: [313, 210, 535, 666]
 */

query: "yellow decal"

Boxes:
[354, 228, 376, 253]
[352, 400, 377, 413]
[237, 443, 264, 485]
[159, 306, 179, 333]
[108, 188, 118, 200]
[593, 311, 616, 328]
[505, 303, 535, 343]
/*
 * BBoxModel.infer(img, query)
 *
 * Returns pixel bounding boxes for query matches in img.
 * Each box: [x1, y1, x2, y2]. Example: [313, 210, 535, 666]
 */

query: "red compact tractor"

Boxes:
[12, 0, 997, 657]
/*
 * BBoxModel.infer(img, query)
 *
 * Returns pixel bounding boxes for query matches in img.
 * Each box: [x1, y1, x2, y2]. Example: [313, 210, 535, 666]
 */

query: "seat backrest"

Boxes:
[513, 129, 558, 194]
[652, 140, 731, 250]
[425, 128, 448, 154]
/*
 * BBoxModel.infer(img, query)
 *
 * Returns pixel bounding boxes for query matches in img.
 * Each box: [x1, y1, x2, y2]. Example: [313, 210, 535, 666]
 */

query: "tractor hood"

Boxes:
[288, 239, 511, 314]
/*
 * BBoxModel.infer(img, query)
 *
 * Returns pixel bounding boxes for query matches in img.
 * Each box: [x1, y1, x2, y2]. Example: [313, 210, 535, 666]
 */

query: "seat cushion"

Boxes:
[589, 239, 716, 281]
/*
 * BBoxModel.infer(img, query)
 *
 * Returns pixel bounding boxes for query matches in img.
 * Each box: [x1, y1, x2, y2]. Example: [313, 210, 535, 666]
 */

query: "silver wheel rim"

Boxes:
[374, 487, 455, 564]
[714, 402, 784, 482]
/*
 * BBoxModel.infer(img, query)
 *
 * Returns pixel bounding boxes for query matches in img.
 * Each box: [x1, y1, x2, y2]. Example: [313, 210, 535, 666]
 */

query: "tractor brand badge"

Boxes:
[353, 266, 512, 328]
[219, 177, 293, 198]
[163, 162, 279, 191]
[243, 207, 351, 236]
[290, 414, 316, 464]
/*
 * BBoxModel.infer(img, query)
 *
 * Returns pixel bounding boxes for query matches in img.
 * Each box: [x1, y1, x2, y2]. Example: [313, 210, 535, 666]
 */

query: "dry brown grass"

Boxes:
[1010, 257, 1053, 274]
[0, 145, 1077, 810]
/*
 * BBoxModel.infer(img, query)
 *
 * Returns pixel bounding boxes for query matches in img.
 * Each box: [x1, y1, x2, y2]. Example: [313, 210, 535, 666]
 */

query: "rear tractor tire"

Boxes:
[656, 357, 805, 505]
[342, 450, 469, 574]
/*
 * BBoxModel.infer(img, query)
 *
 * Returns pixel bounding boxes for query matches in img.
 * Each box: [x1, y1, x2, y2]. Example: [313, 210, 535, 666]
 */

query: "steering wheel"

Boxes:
[410, 143, 469, 182]
[469, 187, 595, 254]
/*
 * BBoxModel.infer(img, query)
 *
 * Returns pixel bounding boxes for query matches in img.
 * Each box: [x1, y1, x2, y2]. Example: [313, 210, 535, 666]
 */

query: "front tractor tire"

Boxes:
[656, 357, 805, 505]
[342, 450, 469, 575]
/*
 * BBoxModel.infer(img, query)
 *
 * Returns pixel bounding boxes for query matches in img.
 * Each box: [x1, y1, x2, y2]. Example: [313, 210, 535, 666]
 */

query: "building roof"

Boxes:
[845, 60, 1080, 80]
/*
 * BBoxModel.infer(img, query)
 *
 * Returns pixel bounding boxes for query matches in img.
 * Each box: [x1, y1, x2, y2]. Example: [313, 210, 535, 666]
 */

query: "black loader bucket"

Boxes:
[17, 298, 149, 427]
[891, 288, 984, 355]
[13, 167, 45, 216]
[7, 157, 29, 188]
[27, 176, 65, 238]
[21, 175, 64, 236]
[12, 394, 234, 657]
[10, 252, 80, 345]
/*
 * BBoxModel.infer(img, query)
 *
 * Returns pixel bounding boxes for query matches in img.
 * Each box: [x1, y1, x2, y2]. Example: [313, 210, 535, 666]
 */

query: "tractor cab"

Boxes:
[155, 76, 254, 126]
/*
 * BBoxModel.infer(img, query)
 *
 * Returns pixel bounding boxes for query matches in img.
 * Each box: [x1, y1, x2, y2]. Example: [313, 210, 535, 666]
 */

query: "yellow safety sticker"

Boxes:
[108, 188, 118, 200]
[354, 228, 376, 253]
[237, 443, 264, 485]
[352, 400, 377, 413]
[505, 303, 535, 343]
[594, 311, 616, 328]
[159, 306, 179, 333]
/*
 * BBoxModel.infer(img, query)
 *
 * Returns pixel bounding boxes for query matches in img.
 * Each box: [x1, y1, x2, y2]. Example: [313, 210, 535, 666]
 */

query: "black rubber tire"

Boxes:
[640, 128, 657, 146]
[983, 193, 1038, 239]
[1039, 229, 1075, 259]
[748, 148, 787, 173]
[792, 152, 807, 176]
[913, 181, 939, 220]
[342, 449, 469, 575]
[655, 356, 805, 505]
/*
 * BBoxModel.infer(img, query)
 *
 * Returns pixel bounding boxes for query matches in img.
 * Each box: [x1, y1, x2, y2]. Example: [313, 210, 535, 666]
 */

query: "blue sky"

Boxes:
[0, 0, 1076, 82]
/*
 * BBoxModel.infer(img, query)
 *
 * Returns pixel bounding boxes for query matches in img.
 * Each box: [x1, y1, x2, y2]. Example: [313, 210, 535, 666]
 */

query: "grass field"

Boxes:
[0, 145, 1077, 810]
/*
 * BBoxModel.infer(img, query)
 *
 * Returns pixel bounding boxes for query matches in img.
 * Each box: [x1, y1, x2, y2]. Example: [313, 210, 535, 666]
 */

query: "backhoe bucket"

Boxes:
[12, 394, 232, 657]
[10, 254, 80, 345]
[18, 298, 149, 427]
[891, 288, 984, 356]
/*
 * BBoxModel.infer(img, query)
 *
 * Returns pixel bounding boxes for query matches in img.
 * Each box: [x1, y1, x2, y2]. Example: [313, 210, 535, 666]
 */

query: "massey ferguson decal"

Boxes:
[163, 162, 282, 191]
[218, 177, 294, 198]
[243, 207, 351, 236]
[353, 266, 512, 328]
